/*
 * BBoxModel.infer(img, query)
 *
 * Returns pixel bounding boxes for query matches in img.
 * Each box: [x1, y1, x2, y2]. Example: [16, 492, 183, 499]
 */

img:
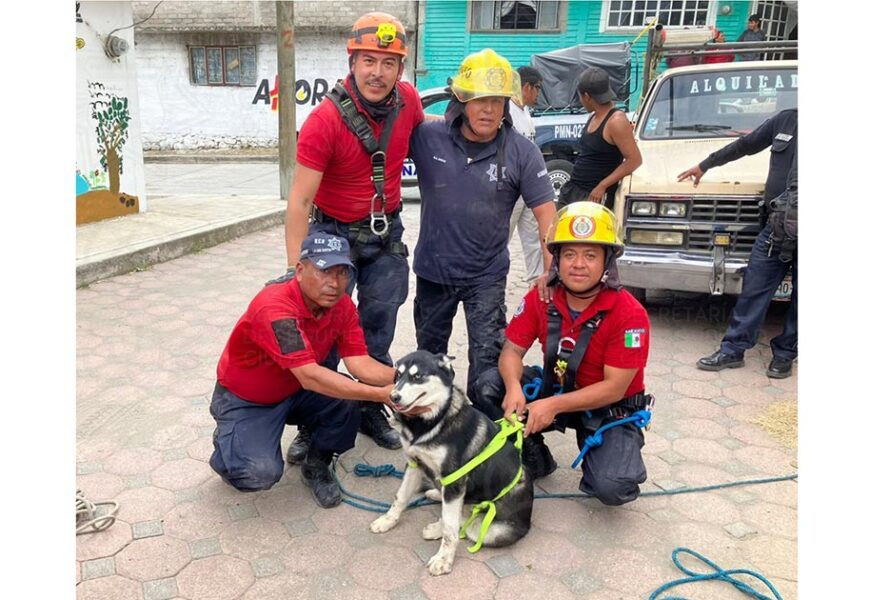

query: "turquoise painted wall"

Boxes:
[417, 1, 755, 110]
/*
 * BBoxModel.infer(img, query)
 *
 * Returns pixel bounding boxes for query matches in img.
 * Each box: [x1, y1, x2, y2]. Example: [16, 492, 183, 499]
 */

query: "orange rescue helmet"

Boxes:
[347, 12, 408, 58]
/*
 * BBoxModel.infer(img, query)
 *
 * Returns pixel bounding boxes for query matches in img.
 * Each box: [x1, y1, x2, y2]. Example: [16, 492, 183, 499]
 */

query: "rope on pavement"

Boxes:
[649, 547, 783, 600]
[337, 461, 797, 512]
[76, 489, 120, 535]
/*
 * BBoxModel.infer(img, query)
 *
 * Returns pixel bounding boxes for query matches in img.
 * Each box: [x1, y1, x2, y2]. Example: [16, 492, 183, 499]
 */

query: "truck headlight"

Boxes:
[629, 230, 685, 246]
[659, 202, 687, 217]
[631, 201, 657, 216]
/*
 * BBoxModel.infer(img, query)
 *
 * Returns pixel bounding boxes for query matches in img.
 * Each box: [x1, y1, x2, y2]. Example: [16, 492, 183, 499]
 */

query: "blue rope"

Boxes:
[353, 463, 405, 479]
[648, 547, 783, 600]
[572, 409, 652, 469]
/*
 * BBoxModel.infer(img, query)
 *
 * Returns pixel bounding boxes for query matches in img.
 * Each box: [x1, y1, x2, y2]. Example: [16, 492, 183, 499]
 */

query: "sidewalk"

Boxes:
[76, 193, 285, 288]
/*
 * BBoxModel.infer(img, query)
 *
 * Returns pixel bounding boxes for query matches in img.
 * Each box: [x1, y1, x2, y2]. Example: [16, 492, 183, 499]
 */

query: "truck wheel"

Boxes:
[546, 159, 574, 202]
[624, 286, 647, 304]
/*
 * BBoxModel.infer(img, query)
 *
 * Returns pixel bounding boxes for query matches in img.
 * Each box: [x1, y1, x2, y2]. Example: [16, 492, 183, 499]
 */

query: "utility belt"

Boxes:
[310, 204, 407, 259]
[578, 391, 655, 431]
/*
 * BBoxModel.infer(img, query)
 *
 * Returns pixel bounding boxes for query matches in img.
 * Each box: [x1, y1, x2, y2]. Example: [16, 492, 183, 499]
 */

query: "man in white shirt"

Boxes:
[508, 66, 548, 283]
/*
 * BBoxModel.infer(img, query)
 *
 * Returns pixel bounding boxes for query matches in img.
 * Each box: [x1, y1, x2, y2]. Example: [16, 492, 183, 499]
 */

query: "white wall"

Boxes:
[77, 1, 148, 208]
[136, 31, 353, 149]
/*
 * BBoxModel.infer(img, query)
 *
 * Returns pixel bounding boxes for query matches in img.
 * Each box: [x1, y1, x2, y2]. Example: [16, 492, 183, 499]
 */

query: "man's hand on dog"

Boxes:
[523, 399, 557, 436]
[502, 388, 527, 422]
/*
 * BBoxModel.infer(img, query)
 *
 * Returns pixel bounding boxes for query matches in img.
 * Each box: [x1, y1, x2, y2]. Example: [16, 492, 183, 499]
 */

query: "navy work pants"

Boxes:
[720, 223, 798, 361]
[309, 216, 409, 366]
[209, 383, 360, 492]
[414, 276, 507, 402]
[473, 366, 647, 506]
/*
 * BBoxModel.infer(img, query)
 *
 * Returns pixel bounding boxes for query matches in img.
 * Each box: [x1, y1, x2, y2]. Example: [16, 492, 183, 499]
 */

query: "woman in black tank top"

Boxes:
[558, 68, 642, 210]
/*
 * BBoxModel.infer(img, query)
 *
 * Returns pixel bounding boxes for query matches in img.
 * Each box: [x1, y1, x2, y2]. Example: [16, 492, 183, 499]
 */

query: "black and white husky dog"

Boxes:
[370, 351, 533, 576]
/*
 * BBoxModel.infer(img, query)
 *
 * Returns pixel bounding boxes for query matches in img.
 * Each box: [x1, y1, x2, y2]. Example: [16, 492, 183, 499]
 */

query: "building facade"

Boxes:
[77, 1, 148, 223]
[415, 0, 796, 110]
[132, 1, 418, 150]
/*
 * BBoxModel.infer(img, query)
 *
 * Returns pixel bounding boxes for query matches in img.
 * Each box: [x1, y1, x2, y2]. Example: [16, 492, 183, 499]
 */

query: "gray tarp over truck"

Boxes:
[531, 42, 632, 112]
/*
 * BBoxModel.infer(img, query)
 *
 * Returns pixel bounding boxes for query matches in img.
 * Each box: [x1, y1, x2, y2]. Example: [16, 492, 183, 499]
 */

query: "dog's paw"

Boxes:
[427, 552, 454, 576]
[370, 514, 399, 533]
[424, 488, 442, 502]
[422, 520, 442, 540]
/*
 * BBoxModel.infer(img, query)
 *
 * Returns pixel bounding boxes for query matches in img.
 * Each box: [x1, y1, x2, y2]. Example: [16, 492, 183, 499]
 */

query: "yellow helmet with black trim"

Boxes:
[546, 202, 624, 257]
[451, 49, 514, 103]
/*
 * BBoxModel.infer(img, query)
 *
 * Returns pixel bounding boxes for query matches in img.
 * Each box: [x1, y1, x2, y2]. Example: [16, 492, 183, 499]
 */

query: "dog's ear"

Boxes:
[437, 354, 456, 378]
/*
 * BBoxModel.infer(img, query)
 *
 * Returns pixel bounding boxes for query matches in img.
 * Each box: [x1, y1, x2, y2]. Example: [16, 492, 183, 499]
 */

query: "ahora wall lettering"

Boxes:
[252, 76, 339, 111]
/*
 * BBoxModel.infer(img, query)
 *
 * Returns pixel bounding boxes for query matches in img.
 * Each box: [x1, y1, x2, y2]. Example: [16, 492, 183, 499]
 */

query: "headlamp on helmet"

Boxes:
[347, 12, 408, 58]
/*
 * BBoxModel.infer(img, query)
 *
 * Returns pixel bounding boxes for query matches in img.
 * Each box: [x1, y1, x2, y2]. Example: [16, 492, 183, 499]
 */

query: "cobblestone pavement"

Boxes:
[76, 204, 797, 599]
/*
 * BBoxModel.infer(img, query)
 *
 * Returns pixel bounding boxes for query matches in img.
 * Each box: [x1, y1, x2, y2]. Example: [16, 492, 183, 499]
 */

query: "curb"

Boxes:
[76, 210, 285, 288]
[144, 154, 278, 164]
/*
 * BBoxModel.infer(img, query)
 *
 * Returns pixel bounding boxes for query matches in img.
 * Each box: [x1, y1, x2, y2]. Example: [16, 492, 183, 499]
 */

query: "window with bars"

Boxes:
[470, 1, 561, 31]
[189, 46, 258, 86]
[604, 0, 711, 30]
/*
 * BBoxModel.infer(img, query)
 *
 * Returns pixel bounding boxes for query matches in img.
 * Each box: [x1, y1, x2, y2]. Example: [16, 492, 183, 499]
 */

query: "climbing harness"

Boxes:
[541, 305, 606, 403]
[76, 489, 119, 535]
[325, 81, 401, 237]
[649, 547, 783, 600]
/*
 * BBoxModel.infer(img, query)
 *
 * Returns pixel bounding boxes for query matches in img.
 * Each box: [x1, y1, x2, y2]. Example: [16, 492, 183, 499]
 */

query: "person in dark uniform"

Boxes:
[678, 108, 798, 378]
[559, 67, 642, 209]
[209, 233, 397, 508]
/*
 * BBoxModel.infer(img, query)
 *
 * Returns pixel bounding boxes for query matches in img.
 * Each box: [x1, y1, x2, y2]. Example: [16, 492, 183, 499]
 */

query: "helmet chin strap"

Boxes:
[561, 269, 611, 299]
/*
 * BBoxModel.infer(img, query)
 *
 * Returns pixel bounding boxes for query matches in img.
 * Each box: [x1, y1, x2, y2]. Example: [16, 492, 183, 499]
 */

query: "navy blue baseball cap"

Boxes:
[299, 233, 356, 272]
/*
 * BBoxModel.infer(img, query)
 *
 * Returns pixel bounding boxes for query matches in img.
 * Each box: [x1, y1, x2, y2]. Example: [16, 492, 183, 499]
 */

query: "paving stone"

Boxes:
[724, 521, 757, 539]
[284, 517, 318, 537]
[485, 554, 524, 578]
[728, 489, 757, 504]
[389, 583, 430, 600]
[176, 554, 255, 600]
[132, 520, 164, 539]
[116, 535, 191, 581]
[78, 461, 103, 475]
[413, 542, 438, 564]
[227, 502, 259, 521]
[189, 396, 208, 406]
[116, 486, 177, 523]
[560, 569, 602, 595]
[150, 458, 213, 491]
[161, 447, 188, 461]
[348, 545, 419, 591]
[189, 537, 223, 559]
[220, 517, 291, 561]
[711, 396, 737, 407]
[652, 478, 687, 492]
[647, 508, 682, 522]
[660, 429, 683, 441]
[76, 521, 133, 562]
[142, 577, 178, 600]
[197, 425, 215, 437]
[251, 555, 285, 578]
[126, 474, 151, 489]
[718, 437, 745, 450]
[75, 574, 143, 600]
[81, 557, 116, 580]
[175, 488, 201, 504]
[656, 449, 686, 465]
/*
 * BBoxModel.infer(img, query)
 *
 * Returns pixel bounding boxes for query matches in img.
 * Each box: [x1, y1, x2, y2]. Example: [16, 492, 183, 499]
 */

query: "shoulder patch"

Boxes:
[514, 298, 526, 317]
[624, 328, 646, 349]
[271, 318, 306, 354]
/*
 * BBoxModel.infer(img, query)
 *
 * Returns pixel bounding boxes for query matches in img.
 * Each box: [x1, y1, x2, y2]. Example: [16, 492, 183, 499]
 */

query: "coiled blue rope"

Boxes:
[648, 547, 783, 600]
[572, 409, 652, 468]
[353, 463, 404, 479]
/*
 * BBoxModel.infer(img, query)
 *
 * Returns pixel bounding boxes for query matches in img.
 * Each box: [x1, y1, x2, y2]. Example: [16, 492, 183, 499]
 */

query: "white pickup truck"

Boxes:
[614, 32, 798, 303]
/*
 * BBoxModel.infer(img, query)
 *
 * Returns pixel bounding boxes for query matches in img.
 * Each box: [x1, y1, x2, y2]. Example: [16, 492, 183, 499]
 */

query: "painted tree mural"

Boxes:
[88, 82, 130, 194]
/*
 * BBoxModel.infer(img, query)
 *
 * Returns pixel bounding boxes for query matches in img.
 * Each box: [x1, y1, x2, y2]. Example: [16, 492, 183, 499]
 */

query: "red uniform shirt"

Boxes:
[217, 279, 369, 404]
[506, 286, 650, 397]
[296, 80, 424, 222]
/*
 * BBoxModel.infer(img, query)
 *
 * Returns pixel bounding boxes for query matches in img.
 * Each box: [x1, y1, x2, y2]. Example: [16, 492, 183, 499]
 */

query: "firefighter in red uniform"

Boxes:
[473, 202, 653, 505]
[276, 12, 425, 457]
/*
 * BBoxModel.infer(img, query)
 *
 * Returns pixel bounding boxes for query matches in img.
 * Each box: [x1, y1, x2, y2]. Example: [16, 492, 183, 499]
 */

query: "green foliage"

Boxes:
[88, 82, 132, 174]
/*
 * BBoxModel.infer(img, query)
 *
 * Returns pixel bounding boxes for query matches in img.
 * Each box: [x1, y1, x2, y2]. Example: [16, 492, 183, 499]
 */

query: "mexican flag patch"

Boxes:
[624, 329, 645, 348]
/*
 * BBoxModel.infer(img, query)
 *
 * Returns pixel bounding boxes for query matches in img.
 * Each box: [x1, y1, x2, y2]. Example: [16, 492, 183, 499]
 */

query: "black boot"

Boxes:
[522, 434, 557, 481]
[359, 403, 401, 449]
[301, 448, 341, 508]
[286, 426, 311, 465]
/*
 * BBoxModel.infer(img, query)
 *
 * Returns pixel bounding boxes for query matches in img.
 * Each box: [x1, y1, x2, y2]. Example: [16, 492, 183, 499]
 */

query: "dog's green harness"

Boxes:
[409, 417, 525, 553]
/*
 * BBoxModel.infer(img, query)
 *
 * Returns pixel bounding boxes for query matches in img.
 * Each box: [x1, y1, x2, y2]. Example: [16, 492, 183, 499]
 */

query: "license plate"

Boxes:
[773, 274, 793, 301]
